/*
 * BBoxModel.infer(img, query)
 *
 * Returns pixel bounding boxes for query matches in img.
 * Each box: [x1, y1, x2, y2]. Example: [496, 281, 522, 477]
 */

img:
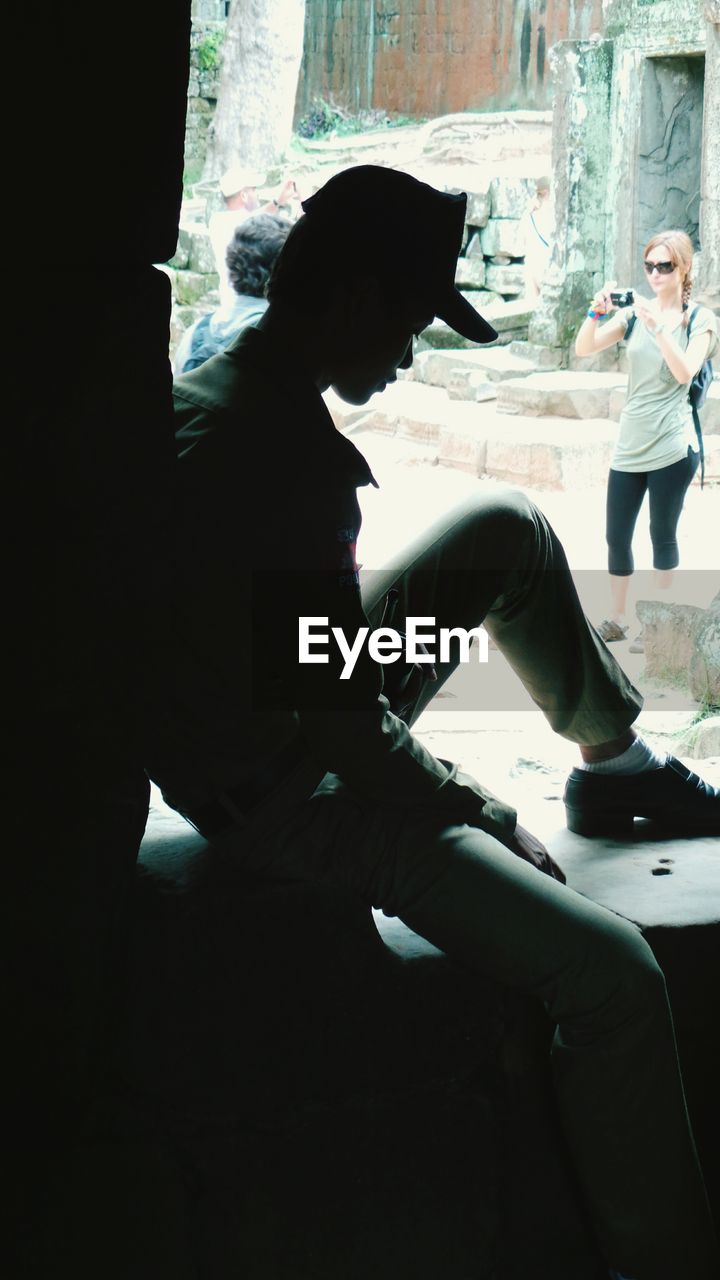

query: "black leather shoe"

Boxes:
[564, 755, 720, 838]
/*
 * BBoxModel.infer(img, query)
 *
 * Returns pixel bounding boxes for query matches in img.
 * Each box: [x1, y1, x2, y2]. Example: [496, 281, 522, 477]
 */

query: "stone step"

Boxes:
[412, 347, 537, 388]
[497, 370, 628, 419]
[480, 409, 616, 489]
[337, 386, 617, 490]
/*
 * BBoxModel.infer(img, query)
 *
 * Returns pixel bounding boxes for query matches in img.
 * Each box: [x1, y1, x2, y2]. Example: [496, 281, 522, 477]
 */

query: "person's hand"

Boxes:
[277, 177, 298, 206]
[632, 295, 658, 331]
[506, 822, 566, 883]
[589, 280, 617, 316]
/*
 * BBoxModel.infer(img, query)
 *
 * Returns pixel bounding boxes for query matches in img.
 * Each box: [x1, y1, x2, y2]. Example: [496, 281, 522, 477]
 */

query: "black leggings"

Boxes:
[606, 447, 700, 576]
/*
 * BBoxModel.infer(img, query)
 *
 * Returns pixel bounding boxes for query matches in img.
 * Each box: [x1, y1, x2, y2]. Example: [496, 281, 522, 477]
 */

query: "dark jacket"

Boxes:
[145, 326, 515, 842]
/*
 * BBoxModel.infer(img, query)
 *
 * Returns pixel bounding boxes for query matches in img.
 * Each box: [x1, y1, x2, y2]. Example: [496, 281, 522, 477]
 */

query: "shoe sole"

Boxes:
[565, 805, 720, 838]
[565, 806, 635, 838]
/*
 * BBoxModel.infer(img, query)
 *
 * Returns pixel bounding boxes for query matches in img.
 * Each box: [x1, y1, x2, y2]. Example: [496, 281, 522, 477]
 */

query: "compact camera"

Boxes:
[610, 289, 634, 307]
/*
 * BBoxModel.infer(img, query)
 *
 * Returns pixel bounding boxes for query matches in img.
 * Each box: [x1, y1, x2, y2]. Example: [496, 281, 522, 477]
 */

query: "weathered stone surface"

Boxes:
[454, 256, 486, 289]
[497, 371, 627, 418]
[484, 263, 526, 297]
[528, 40, 615, 355]
[415, 347, 536, 386]
[185, 227, 217, 275]
[634, 599, 708, 695]
[607, 385, 627, 421]
[509, 340, 565, 370]
[489, 176, 535, 219]
[550, 829, 720, 929]
[480, 218, 525, 259]
[481, 412, 615, 489]
[443, 179, 491, 229]
[358, 382, 485, 447]
[412, 349, 507, 389]
[465, 231, 484, 259]
[677, 714, 720, 760]
[689, 594, 720, 705]
[568, 347, 625, 375]
[165, 267, 219, 306]
[446, 371, 499, 403]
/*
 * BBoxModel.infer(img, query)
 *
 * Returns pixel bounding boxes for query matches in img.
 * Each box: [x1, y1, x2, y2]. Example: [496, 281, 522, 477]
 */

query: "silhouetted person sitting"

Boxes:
[144, 164, 719, 1280]
[174, 213, 292, 375]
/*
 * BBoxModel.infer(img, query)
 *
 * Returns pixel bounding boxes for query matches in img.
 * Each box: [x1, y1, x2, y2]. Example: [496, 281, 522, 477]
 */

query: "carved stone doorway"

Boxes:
[634, 54, 705, 289]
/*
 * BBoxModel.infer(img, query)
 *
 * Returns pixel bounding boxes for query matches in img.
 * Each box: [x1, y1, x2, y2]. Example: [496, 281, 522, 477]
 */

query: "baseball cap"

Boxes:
[219, 164, 267, 198]
[300, 165, 498, 344]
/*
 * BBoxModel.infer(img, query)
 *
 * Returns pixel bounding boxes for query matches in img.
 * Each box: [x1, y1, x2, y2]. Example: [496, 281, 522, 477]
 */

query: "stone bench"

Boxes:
[115, 797, 608, 1280]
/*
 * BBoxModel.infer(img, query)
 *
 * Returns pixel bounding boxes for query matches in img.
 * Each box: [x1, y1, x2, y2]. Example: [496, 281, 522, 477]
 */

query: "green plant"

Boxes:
[296, 98, 423, 141]
[197, 28, 224, 73]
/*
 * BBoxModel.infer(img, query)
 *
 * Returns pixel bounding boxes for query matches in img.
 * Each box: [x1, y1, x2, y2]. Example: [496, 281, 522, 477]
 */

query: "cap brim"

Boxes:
[435, 287, 498, 343]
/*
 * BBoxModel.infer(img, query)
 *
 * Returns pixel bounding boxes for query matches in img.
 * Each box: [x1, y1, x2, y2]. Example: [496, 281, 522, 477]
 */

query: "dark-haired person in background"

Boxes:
[174, 213, 292, 375]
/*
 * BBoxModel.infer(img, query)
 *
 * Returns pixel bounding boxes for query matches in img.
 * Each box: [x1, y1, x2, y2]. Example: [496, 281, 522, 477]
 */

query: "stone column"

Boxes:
[528, 38, 614, 354]
[700, 2, 720, 307]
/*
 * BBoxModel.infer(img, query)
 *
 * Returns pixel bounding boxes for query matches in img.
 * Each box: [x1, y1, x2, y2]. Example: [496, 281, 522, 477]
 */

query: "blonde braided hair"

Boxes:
[643, 229, 694, 327]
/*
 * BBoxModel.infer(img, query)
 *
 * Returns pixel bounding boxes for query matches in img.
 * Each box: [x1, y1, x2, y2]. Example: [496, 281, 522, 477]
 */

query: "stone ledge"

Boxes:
[497, 371, 627, 419]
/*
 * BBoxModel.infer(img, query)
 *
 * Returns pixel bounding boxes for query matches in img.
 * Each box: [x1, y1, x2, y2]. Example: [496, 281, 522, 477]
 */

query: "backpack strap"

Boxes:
[624, 310, 637, 342]
[686, 305, 705, 490]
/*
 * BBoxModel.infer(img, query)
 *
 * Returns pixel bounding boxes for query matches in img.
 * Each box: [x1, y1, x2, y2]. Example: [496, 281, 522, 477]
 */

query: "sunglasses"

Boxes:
[643, 260, 675, 275]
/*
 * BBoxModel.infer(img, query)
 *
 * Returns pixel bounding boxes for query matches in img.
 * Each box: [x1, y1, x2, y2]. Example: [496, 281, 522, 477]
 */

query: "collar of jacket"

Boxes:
[225, 326, 380, 492]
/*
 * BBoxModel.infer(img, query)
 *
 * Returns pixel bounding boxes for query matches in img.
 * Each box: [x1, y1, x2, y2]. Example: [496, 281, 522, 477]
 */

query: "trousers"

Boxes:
[209, 490, 717, 1279]
[606, 447, 700, 575]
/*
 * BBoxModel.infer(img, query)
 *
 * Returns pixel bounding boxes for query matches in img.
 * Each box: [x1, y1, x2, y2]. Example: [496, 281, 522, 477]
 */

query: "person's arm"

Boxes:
[262, 177, 299, 215]
[633, 297, 713, 384]
[575, 281, 627, 356]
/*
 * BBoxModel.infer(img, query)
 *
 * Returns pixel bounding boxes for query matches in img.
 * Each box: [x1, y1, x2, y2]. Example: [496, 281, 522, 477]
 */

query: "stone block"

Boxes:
[489, 176, 535, 219]
[446, 371, 498, 403]
[419, 347, 536, 385]
[496, 371, 627, 419]
[443, 179, 491, 228]
[482, 413, 616, 490]
[465, 231, 484, 259]
[484, 263, 526, 297]
[689, 594, 720, 705]
[634, 600, 709, 696]
[167, 267, 219, 306]
[608, 385, 626, 421]
[509, 341, 565, 370]
[480, 218, 525, 259]
[360, 382, 482, 448]
[186, 227, 217, 275]
[437, 420, 488, 474]
[568, 348, 625, 375]
[455, 256, 486, 289]
[676, 714, 720, 760]
[412, 349, 495, 390]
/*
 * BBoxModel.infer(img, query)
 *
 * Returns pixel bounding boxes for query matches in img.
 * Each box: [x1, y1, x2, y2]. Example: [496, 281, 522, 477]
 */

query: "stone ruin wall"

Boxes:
[185, 0, 605, 175]
[296, 0, 605, 120]
[530, 0, 718, 361]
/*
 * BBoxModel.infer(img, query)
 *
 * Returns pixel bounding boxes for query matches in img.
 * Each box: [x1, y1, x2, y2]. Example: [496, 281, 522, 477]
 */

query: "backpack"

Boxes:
[624, 304, 714, 488]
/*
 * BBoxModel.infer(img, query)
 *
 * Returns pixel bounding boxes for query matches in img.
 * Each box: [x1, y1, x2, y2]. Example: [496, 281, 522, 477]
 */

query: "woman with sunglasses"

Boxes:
[575, 229, 717, 647]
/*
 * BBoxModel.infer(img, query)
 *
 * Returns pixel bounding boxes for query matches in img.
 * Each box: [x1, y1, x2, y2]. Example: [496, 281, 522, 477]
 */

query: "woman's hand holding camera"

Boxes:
[589, 280, 618, 316]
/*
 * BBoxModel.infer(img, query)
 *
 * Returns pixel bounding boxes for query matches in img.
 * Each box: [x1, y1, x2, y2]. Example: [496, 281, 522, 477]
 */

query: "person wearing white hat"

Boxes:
[210, 163, 299, 312]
